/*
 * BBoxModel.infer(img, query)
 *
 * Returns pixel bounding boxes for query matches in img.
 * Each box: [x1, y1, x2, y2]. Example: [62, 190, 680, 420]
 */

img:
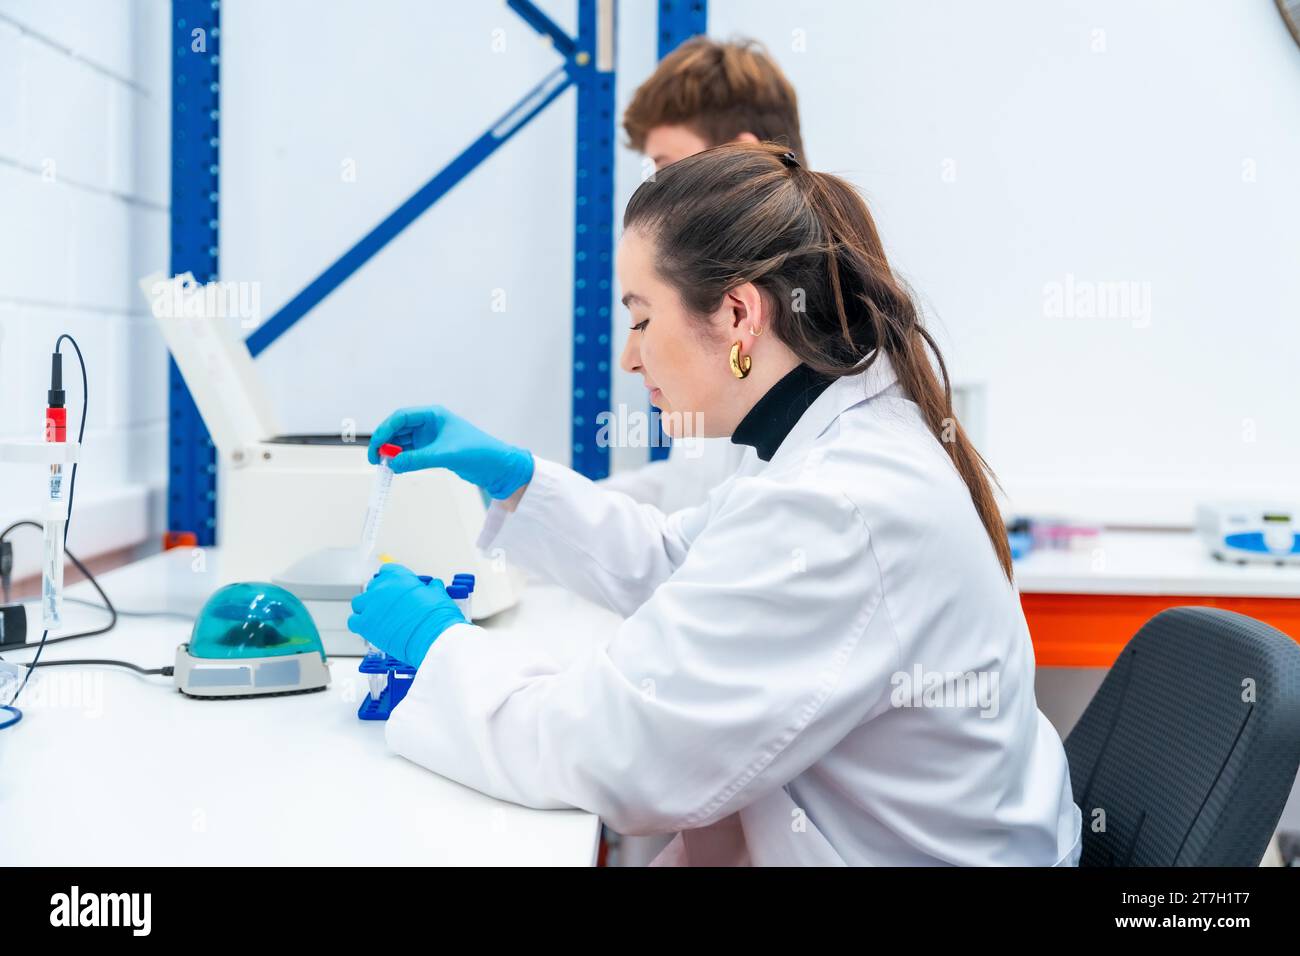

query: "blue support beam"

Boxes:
[647, 0, 707, 461]
[507, 0, 577, 59]
[247, 63, 574, 358]
[246, 0, 583, 357]
[657, 0, 707, 59]
[169, 0, 220, 545]
[571, 0, 616, 480]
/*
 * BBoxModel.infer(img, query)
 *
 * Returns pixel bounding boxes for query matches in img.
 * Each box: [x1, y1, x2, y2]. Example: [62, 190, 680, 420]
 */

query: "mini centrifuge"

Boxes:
[175, 583, 331, 699]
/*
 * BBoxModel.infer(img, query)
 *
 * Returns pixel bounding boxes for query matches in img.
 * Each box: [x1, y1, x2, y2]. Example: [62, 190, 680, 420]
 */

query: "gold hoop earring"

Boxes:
[748, 324, 764, 336]
[729, 342, 752, 379]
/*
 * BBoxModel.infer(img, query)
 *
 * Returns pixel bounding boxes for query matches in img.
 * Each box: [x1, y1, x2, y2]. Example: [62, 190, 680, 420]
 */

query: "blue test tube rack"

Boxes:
[356, 652, 416, 721]
[356, 572, 476, 721]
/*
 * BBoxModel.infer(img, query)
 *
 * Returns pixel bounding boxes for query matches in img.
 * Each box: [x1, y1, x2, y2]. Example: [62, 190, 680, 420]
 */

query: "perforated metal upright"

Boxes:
[169, 0, 220, 545]
[571, 0, 617, 480]
[657, 0, 707, 59]
[645, 0, 707, 461]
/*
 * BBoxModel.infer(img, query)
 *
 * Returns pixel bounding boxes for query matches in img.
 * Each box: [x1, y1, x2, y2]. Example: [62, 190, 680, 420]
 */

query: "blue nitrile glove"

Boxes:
[347, 564, 466, 668]
[368, 405, 534, 499]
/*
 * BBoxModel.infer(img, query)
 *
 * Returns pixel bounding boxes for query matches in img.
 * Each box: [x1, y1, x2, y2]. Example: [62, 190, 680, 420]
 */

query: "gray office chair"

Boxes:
[1064, 606, 1300, 866]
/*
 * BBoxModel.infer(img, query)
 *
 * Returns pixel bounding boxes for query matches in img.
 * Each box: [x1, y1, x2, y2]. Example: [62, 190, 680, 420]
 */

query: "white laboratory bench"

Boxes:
[1014, 530, 1300, 598]
[0, 547, 620, 866]
[1010, 529, 1300, 668]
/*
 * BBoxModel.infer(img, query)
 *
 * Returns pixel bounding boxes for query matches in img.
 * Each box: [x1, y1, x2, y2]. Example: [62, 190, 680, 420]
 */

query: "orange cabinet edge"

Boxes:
[1021, 593, 1300, 668]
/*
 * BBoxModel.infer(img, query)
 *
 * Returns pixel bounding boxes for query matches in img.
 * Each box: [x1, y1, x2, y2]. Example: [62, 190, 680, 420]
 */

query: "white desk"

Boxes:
[1007, 529, 1300, 668]
[1014, 530, 1300, 598]
[0, 547, 620, 866]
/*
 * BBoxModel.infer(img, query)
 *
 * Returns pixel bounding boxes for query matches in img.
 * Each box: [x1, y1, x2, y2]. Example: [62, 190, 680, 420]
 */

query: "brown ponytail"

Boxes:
[624, 142, 1014, 582]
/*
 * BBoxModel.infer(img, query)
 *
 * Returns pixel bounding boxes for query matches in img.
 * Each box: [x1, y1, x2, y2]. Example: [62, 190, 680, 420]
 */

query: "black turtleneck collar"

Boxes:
[730, 363, 835, 462]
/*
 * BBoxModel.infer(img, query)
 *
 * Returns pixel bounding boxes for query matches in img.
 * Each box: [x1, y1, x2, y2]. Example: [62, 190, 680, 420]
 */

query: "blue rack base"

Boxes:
[357, 653, 417, 721]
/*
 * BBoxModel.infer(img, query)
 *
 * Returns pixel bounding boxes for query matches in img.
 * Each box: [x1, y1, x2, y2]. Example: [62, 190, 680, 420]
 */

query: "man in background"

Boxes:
[601, 37, 806, 513]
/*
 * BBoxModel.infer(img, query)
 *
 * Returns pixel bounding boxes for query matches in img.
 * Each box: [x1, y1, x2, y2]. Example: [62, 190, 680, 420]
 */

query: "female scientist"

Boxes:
[348, 143, 1083, 867]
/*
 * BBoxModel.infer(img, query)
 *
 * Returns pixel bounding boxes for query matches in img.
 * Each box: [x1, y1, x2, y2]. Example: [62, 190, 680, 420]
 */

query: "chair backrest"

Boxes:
[1064, 606, 1300, 866]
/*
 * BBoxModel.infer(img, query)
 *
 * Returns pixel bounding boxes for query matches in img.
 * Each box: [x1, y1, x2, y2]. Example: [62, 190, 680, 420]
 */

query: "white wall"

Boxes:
[8, 0, 1290, 571]
[223, 0, 579, 461]
[708, 0, 1300, 525]
[0, 0, 171, 578]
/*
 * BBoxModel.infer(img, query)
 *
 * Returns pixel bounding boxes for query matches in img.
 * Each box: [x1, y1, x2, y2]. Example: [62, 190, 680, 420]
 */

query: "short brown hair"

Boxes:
[623, 37, 805, 163]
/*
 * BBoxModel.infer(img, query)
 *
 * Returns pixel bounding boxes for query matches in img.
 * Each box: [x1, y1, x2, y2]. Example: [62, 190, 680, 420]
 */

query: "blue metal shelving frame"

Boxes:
[168, 0, 706, 536]
[657, 0, 708, 59]
[570, 1, 616, 479]
[169, 0, 220, 544]
[646, 0, 708, 461]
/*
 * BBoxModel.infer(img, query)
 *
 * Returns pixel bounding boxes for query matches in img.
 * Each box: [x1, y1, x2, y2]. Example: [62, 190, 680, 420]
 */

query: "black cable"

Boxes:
[11, 658, 172, 678]
[55, 334, 87, 551]
[6, 335, 88, 709]
[0, 521, 117, 648]
[65, 597, 190, 620]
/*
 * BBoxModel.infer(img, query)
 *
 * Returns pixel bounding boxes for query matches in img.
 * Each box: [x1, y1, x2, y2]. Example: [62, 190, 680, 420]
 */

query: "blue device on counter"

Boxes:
[1197, 503, 1300, 565]
[178, 582, 330, 698]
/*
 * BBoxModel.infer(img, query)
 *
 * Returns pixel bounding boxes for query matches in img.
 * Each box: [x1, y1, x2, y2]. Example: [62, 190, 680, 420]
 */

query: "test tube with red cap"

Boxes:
[359, 442, 403, 560]
[43, 352, 68, 629]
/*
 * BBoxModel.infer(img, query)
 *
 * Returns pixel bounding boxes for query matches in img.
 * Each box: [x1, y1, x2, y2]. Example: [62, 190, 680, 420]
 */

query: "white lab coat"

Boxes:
[387, 355, 1083, 866]
[599, 436, 748, 512]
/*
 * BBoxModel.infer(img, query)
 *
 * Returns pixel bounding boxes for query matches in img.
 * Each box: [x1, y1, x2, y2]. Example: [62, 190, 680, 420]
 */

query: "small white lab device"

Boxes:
[1197, 503, 1300, 565]
[0, 441, 78, 629]
[139, 273, 523, 650]
[175, 582, 331, 699]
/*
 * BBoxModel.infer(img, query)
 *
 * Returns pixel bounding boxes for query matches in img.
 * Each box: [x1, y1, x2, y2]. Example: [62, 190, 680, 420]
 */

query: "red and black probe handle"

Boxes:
[46, 351, 66, 443]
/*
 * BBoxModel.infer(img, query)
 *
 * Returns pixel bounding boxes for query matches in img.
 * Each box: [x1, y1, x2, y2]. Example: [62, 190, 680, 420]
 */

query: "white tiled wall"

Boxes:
[0, 0, 170, 577]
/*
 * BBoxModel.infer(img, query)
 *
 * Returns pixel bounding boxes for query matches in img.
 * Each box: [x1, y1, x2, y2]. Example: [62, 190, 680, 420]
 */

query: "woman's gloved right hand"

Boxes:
[368, 405, 534, 500]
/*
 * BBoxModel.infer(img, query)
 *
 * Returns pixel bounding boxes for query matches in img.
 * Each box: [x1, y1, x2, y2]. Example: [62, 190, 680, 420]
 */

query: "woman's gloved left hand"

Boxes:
[368, 405, 534, 500]
[347, 564, 467, 668]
